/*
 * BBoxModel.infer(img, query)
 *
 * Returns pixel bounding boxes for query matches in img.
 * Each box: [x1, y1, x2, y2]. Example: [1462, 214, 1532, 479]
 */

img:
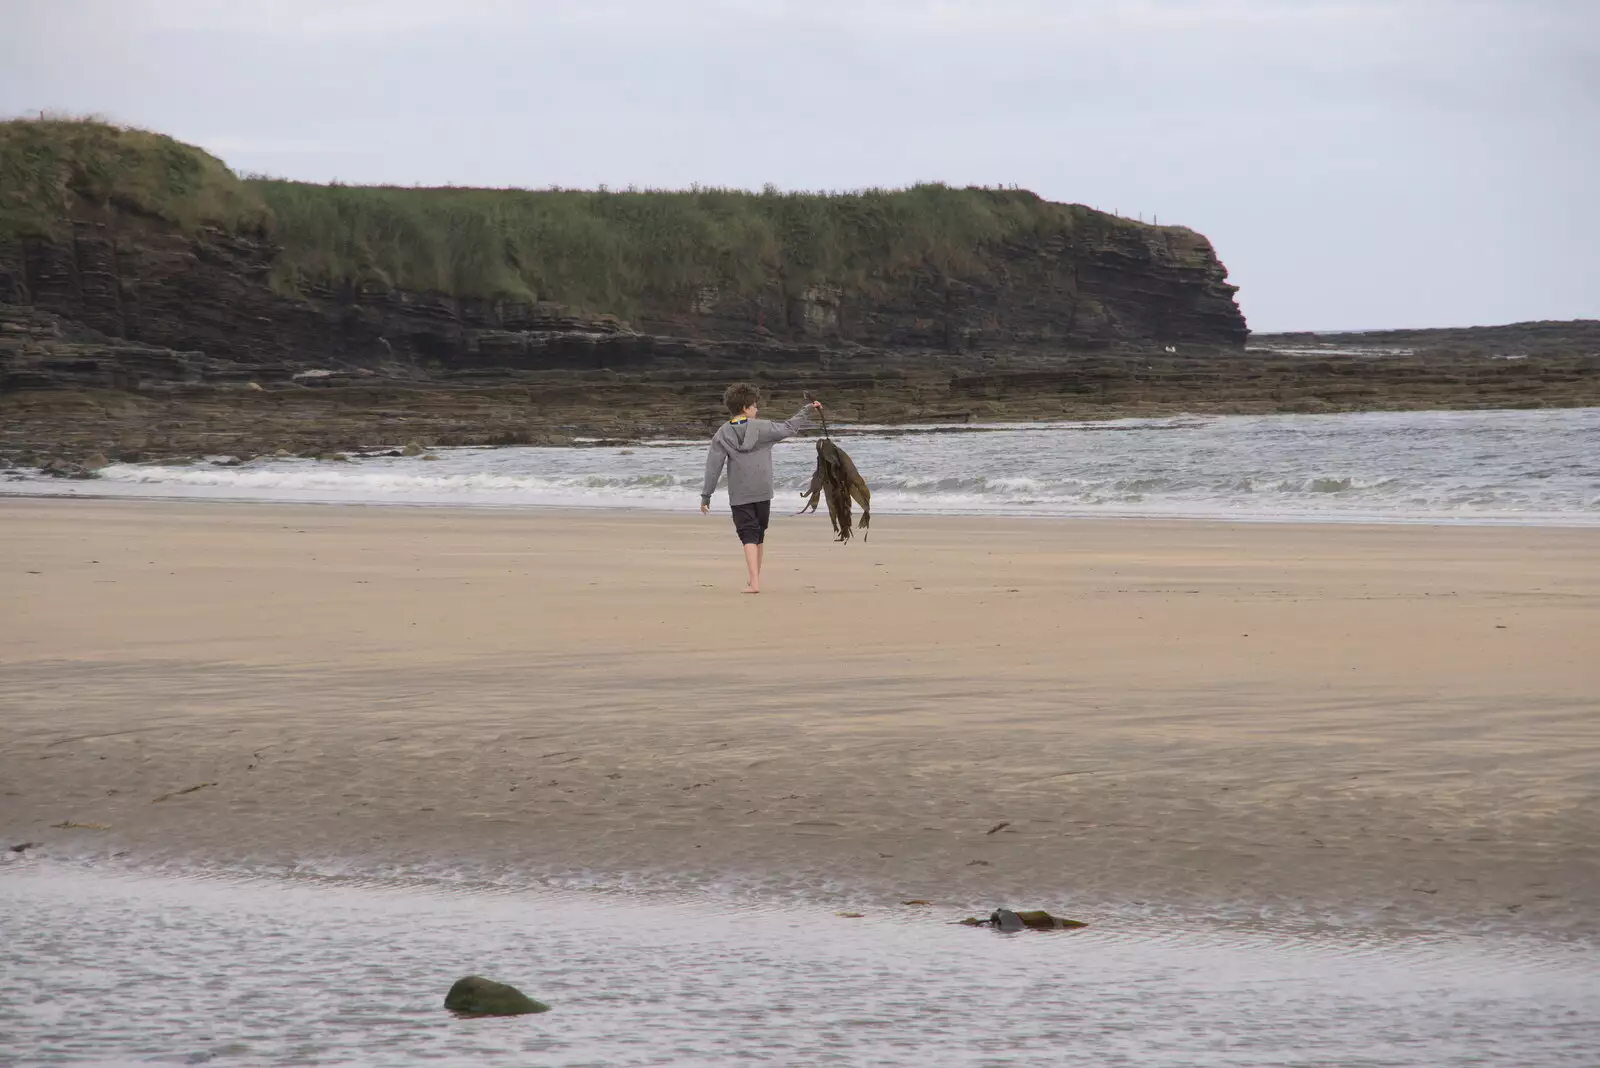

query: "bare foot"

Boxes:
[742, 585, 761, 594]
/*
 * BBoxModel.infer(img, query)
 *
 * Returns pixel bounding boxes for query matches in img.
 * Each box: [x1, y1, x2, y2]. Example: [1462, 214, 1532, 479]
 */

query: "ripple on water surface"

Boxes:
[2, 862, 1597, 1067]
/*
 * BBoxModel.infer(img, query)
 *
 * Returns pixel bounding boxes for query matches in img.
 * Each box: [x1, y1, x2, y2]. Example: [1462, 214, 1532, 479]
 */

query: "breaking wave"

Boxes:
[6, 408, 1598, 525]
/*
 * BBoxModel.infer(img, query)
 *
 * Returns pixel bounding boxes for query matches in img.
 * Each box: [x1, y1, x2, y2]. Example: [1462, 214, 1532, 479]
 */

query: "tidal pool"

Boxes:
[2, 861, 1596, 1066]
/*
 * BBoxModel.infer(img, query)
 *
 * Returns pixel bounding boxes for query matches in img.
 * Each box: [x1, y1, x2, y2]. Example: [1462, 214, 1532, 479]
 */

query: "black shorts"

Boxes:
[730, 500, 771, 545]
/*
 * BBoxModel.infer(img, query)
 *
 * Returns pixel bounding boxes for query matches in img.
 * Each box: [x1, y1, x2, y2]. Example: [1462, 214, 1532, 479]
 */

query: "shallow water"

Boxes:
[3, 862, 1597, 1067]
[6, 408, 1600, 525]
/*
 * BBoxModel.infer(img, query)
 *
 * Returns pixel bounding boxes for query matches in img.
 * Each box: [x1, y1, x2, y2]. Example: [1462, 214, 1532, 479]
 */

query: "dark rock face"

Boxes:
[443, 975, 549, 1016]
[638, 226, 1246, 352]
[0, 209, 1244, 388]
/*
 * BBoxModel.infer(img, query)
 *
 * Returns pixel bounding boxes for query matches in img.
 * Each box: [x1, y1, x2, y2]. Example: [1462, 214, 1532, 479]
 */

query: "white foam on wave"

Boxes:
[6, 408, 1598, 526]
[72, 458, 700, 510]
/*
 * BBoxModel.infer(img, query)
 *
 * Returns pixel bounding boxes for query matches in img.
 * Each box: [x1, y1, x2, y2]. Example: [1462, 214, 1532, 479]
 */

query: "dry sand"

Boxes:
[2, 498, 1596, 935]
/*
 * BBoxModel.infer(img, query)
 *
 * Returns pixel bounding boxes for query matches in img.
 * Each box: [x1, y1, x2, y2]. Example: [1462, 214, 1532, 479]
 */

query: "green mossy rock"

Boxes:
[1014, 909, 1088, 930]
[443, 975, 550, 1016]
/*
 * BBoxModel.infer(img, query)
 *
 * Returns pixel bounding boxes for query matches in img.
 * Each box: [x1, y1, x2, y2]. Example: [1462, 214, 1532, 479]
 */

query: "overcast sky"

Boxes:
[4, 0, 1595, 332]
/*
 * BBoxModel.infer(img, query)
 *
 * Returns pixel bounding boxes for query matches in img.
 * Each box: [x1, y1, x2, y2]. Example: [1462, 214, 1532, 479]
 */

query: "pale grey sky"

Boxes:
[4, 0, 1596, 332]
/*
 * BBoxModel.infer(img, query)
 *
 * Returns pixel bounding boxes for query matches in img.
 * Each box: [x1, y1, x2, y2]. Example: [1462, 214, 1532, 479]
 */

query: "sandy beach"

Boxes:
[2, 498, 1596, 935]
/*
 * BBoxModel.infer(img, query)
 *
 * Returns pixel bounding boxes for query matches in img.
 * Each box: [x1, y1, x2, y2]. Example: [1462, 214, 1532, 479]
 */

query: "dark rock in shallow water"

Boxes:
[38, 456, 92, 479]
[444, 975, 549, 1016]
[984, 908, 1089, 932]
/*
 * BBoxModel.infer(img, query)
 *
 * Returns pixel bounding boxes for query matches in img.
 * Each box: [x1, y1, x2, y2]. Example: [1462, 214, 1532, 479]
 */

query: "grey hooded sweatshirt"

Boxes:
[701, 406, 816, 507]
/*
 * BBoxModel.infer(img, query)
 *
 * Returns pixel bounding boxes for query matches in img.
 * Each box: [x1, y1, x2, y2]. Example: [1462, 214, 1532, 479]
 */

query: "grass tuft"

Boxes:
[0, 116, 270, 238]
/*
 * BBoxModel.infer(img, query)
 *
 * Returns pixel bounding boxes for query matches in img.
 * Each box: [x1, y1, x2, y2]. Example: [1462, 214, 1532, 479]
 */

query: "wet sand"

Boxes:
[2, 498, 1597, 934]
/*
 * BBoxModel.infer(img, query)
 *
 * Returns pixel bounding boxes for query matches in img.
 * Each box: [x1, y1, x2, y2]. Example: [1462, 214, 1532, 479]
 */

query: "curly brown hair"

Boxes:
[723, 382, 761, 416]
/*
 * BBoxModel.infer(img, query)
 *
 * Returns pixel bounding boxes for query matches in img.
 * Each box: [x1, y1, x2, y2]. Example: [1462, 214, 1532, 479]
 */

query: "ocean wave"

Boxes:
[92, 465, 1429, 505]
[99, 464, 697, 495]
[8, 409, 1598, 526]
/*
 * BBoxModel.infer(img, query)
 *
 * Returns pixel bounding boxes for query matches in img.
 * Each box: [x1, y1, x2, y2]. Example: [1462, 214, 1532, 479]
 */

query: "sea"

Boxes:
[4, 407, 1599, 526]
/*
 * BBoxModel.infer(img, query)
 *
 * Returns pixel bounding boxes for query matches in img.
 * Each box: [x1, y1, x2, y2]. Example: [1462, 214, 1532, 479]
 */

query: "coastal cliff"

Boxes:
[0, 119, 1244, 384]
[2, 119, 1594, 462]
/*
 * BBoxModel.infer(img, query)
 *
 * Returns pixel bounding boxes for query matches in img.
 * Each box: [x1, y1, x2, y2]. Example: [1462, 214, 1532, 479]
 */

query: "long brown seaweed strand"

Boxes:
[796, 403, 871, 543]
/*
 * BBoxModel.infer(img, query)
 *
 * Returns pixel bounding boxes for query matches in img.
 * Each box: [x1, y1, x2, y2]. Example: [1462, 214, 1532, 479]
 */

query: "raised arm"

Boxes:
[759, 404, 818, 445]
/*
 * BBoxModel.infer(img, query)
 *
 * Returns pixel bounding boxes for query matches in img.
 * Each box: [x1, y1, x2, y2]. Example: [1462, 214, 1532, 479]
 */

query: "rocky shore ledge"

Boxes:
[4, 300, 1597, 468]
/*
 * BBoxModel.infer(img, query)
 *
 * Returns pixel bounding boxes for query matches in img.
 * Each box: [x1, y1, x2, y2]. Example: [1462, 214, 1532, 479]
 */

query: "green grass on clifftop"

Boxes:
[2, 118, 1191, 315]
[0, 118, 270, 238]
[250, 178, 1117, 313]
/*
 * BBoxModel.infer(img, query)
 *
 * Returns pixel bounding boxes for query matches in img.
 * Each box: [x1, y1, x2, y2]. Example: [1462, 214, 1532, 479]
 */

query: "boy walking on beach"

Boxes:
[700, 383, 821, 593]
